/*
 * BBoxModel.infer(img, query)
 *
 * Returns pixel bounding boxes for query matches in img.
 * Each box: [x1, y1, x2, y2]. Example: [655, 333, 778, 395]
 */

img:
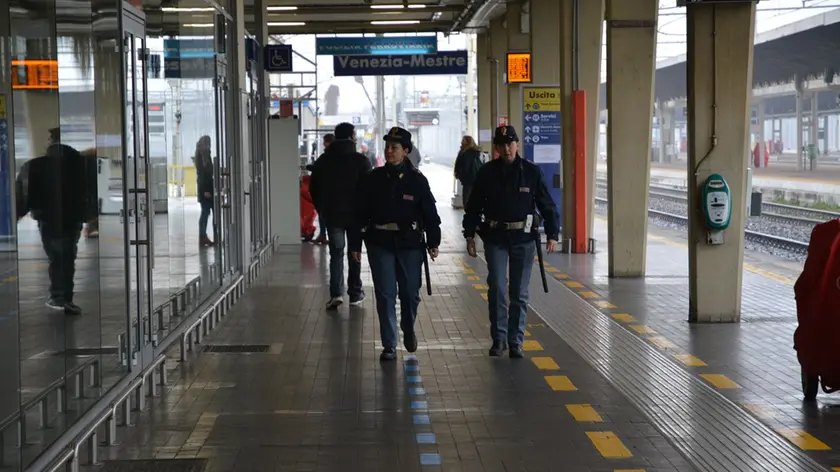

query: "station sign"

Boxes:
[521, 85, 562, 218]
[11, 60, 58, 90]
[316, 36, 437, 56]
[506, 52, 532, 84]
[163, 39, 215, 79]
[333, 50, 468, 77]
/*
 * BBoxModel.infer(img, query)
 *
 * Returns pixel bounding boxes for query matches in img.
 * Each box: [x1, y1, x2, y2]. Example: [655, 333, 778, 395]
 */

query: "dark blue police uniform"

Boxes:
[462, 125, 559, 358]
[350, 127, 442, 361]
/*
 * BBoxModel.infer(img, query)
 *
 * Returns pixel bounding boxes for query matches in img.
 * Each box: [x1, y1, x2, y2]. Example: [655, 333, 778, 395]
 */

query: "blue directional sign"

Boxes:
[163, 39, 215, 79]
[333, 50, 468, 77]
[521, 86, 563, 222]
[0, 95, 11, 238]
[316, 36, 437, 56]
[264, 44, 293, 72]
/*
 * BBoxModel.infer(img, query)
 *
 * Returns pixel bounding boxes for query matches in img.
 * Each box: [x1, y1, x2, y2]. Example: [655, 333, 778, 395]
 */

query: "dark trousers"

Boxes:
[39, 222, 82, 303]
[367, 245, 423, 349]
[199, 199, 213, 239]
[462, 183, 473, 207]
[327, 226, 363, 299]
[485, 241, 536, 347]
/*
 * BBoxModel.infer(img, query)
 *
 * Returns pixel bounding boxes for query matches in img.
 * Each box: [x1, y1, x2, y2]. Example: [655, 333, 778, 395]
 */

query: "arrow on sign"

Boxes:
[524, 136, 532, 143]
[525, 126, 531, 133]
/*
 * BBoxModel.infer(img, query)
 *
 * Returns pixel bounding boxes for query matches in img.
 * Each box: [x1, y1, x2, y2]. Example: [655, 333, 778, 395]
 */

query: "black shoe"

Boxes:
[380, 348, 397, 361]
[509, 345, 524, 359]
[489, 341, 507, 357]
[326, 297, 343, 310]
[404, 331, 418, 353]
[46, 299, 65, 311]
[64, 302, 82, 315]
[349, 293, 366, 307]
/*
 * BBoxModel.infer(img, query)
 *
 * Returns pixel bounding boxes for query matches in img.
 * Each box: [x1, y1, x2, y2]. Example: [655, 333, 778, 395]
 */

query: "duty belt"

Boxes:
[373, 222, 419, 231]
[485, 219, 526, 230]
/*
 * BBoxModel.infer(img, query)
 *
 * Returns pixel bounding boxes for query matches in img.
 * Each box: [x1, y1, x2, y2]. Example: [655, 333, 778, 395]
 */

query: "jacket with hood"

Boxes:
[16, 143, 98, 232]
[309, 139, 372, 228]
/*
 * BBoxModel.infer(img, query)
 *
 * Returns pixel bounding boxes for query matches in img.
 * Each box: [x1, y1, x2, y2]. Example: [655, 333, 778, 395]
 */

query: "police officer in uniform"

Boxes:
[350, 127, 442, 361]
[463, 125, 559, 358]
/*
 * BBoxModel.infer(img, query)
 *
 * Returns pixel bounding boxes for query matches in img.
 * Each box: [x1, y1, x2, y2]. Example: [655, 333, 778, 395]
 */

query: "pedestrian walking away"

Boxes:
[310, 123, 372, 309]
[462, 125, 559, 359]
[350, 126, 441, 361]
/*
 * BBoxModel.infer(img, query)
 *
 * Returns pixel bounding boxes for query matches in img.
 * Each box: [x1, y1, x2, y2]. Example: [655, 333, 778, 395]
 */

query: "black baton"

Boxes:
[422, 248, 432, 296]
[534, 230, 549, 294]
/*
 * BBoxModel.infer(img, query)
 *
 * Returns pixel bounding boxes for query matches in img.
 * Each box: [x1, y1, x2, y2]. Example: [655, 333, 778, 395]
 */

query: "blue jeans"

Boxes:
[327, 226, 363, 299]
[485, 241, 536, 347]
[367, 245, 424, 349]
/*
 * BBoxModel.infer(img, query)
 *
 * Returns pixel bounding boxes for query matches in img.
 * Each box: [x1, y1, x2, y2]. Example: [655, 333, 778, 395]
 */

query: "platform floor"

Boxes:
[87, 164, 839, 472]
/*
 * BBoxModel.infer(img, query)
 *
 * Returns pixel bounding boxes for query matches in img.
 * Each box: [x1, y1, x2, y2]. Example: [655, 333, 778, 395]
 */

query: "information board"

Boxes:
[521, 85, 562, 221]
[507, 53, 532, 83]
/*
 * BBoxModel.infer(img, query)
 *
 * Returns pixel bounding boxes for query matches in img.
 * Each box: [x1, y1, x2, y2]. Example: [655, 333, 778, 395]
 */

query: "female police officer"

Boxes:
[462, 125, 559, 359]
[350, 127, 442, 361]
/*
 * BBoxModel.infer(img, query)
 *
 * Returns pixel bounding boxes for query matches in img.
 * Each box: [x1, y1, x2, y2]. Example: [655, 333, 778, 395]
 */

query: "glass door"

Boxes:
[214, 58, 233, 278]
[122, 8, 155, 371]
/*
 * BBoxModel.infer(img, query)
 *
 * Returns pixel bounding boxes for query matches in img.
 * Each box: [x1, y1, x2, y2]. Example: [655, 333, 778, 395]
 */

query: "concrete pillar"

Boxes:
[489, 18, 508, 128]
[686, 2, 756, 323]
[476, 31, 493, 151]
[506, 1, 530, 133]
[795, 79, 803, 171]
[466, 34, 477, 138]
[657, 101, 665, 163]
[558, 0, 603, 246]
[604, 0, 657, 277]
[811, 92, 818, 170]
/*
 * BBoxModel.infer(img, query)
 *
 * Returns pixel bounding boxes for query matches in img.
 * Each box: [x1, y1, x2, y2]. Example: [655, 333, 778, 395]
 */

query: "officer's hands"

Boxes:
[466, 238, 477, 258]
[428, 247, 439, 261]
[350, 251, 362, 263]
[546, 239, 558, 254]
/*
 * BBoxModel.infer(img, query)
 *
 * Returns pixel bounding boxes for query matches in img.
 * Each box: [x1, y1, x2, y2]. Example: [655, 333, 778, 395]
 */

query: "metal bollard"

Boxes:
[180, 335, 187, 362]
[120, 398, 131, 426]
[159, 362, 168, 386]
[18, 416, 26, 447]
[105, 415, 117, 445]
[57, 386, 65, 413]
[74, 371, 84, 399]
[39, 399, 49, 428]
[87, 431, 98, 465]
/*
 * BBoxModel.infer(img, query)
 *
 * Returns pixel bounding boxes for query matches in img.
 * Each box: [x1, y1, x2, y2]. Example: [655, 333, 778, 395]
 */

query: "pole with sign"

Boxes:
[521, 85, 562, 222]
[0, 95, 11, 239]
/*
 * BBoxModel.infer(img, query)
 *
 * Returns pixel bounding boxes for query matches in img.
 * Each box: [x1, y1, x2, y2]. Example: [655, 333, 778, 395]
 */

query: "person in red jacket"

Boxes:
[300, 174, 317, 241]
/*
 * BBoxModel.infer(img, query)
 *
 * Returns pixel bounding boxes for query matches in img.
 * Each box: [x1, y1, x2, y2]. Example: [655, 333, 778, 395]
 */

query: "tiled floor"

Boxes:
[82, 163, 834, 472]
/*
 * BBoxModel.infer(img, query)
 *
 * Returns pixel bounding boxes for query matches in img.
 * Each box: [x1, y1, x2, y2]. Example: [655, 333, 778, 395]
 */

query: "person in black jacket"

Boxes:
[313, 133, 334, 245]
[454, 135, 484, 205]
[462, 125, 559, 359]
[194, 135, 215, 247]
[16, 127, 97, 314]
[350, 127, 441, 361]
[310, 122, 372, 310]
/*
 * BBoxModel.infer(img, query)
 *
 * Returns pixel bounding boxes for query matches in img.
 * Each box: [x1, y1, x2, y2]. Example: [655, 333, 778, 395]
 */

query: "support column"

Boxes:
[795, 78, 803, 171]
[233, 0, 251, 268]
[811, 92, 819, 170]
[686, 2, 756, 322]
[476, 31, 493, 150]
[489, 18, 508, 129]
[466, 34, 477, 138]
[555, 0, 603, 247]
[756, 99, 765, 168]
[605, 0, 657, 277]
[506, 1, 530, 133]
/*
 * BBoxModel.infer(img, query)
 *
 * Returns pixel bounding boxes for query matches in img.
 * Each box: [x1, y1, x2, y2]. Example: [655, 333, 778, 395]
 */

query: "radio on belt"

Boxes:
[702, 173, 731, 245]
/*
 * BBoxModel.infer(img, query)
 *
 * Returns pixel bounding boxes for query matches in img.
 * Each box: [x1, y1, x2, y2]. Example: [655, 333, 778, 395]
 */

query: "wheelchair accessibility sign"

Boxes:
[264, 45, 293, 72]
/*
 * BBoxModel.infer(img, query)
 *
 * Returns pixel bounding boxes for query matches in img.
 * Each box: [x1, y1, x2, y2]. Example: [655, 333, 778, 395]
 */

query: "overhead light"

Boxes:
[161, 7, 215, 12]
[266, 6, 298, 11]
[371, 20, 421, 25]
[370, 3, 427, 7]
[408, 4, 427, 8]
[184, 23, 214, 27]
[268, 21, 306, 26]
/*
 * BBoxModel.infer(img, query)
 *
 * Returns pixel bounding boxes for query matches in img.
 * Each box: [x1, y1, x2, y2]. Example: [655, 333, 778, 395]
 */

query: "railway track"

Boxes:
[595, 178, 837, 228]
[593, 195, 811, 256]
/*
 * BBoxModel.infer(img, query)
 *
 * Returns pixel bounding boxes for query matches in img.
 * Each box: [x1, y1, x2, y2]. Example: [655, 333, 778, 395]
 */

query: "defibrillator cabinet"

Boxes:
[702, 174, 731, 231]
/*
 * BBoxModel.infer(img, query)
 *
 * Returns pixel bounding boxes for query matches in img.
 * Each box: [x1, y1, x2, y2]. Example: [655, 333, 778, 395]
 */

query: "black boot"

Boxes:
[489, 341, 507, 357]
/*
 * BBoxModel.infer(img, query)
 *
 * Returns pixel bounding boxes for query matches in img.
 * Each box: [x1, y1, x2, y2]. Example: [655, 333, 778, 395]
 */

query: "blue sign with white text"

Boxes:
[316, 36, 437, 56]
[264, 44, 293, 72]
[163, 39, 215, 79]
[333, 50, 468, 77]
[521, 86, 563, 223]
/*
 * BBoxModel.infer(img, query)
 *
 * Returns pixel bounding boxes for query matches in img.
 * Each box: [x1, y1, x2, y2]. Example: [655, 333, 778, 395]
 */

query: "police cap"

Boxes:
[383, 126, 414, 152]
[493, 125, 519, 145]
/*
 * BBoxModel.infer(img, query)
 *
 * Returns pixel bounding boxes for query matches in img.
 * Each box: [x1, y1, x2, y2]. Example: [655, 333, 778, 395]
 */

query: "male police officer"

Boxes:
[462, 125, 559, 358]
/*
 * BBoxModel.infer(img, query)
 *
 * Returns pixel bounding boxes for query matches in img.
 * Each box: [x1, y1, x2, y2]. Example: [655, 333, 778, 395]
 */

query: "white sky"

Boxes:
[279, 2, 840, 114]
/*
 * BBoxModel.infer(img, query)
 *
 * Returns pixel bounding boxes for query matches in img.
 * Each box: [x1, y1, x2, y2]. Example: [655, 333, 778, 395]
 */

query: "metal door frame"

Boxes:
[120, 3, 155, 372]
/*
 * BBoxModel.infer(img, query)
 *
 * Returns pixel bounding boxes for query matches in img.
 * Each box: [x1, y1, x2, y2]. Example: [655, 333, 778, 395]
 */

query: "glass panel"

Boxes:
[0, 3, 21, 469]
